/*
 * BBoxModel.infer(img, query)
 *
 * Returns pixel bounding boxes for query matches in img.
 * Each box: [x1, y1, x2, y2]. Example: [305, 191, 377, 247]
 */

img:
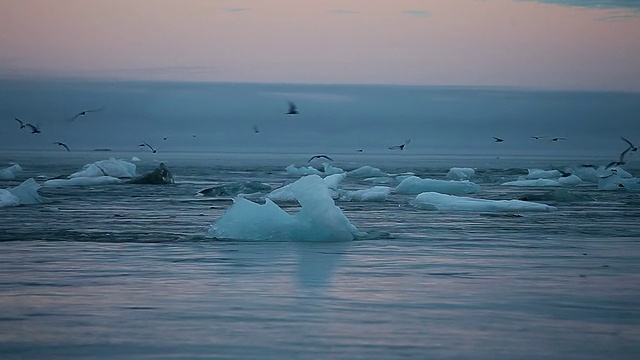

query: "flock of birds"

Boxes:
[9, 101, 637, 169]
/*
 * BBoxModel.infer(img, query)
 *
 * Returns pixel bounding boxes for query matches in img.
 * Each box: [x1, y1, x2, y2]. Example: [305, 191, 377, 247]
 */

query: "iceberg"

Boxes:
[0, 164, 22, 180]
[208, 175, 359, 241]
[446, 167, 475, 181]
[395, 176, 481, 195]
[322, 163, 345, 175]
[267, 173, 345, 202]
[348, 166, 389, 177]
[524, 169, 562, 180]
[44, 176, 123, 187]
[557, 174, 581, 186]
[131, 157, 141, 162]
[598, 174, 640, 191]
[410, 192, 556, 212]
[286, 163, 323, 176]
[338, 186, 391, 202]
[70, 158, 136, 178]
[1, 178, 45, 208]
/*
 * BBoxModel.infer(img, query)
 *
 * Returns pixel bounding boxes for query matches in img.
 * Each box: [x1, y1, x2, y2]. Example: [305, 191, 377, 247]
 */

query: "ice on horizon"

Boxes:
[503, 174, 581, 187]
[410, 192, 556, 212]
[208, 175, 360, 241]
[447, 167, 475, 181]
[70, 158, 136, 179]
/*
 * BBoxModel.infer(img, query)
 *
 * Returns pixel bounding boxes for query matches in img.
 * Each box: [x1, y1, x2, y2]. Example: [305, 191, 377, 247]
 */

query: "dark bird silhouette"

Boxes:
[54, 142, 70, 152]
[25, 123, 41, 134]
[308, 154, 333, 163]
[163, 136, 170, 141]
[140, 142, 157, 153]
[531, 136, 547, 140]
[550, 137, 566, 142]
[389, 139, 411, 151]
[493, 137, 504, 142]
[14, 118, 26, 129]
[70, 107, 105, 121]
[621, 137, 638, 152]
[357, 148, 363, 152]
[286, 101, 299, 115]
[606, 140, 636, 169]
[253, 125, 260, 134]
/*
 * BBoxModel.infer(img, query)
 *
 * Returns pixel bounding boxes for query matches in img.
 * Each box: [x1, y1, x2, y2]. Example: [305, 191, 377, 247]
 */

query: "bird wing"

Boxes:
[389, 145, 401, 150]
[621, 137, 635, 148]
[25, 123, 38, 132]
[86, 107, 105, 113]
[619, 146, 631, 163]
[404, 139, 411, 145]
[143, 142, 155, 151]
[288, 102, 297, 111]
[60, 143, 70, 152]
[14, 118, 24, 126]
[70, 113, 83, 121]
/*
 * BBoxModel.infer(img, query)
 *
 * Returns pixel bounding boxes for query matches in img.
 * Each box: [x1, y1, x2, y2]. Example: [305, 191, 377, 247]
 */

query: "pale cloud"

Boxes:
[402, 10, 431, 17]
[329, 9, 361, 15]
[523, 0, 640, 10]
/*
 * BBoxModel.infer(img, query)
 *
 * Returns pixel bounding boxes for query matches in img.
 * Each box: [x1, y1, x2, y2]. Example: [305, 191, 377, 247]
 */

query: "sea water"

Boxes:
[1, 150, 639, 359]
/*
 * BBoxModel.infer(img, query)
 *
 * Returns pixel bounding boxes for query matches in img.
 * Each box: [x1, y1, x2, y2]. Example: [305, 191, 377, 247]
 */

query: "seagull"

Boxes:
[286, 101, 299, 115]
[70, 107, 105, 121]
[14, 118, 26, 129]
[493, 137, 504, 142]
[54, 142, 70, 152]
[389, 139, 411, 150]
[140, 142, 157, 153]
[253, 125, 260, 134]
[163, 136, 170, 141]
[606, 141, 636, 169]
[550, 137, 566, 142]
[25, 123, 41, 134]
[357, 148, 363, 152]
[531, 136, 547, 140]
[308, 154, 333, 163]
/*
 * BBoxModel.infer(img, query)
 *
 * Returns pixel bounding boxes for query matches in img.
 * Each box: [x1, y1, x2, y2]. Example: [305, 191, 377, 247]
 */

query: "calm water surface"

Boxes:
[1, 151, 639, 359]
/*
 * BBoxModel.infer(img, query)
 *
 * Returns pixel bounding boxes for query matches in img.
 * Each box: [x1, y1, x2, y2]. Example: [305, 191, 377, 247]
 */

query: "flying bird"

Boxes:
[25, 124, 41, 134]
[54, 142, 70, 152]
[389, 139, 411, 151]
[14, 118, 26, 129]
[531, 136, 547, 140]
[163, 136, 170, 141]
[493, 137, 504, 142]
[140, 142, 157, 153]
[253, 125, 260, 134]
[550, 137, 566, 142]
[70, 107, 105, 121]
[308, 154, 333, 163]
[286, 101, 299, 115]
[606, 138, 637, 169]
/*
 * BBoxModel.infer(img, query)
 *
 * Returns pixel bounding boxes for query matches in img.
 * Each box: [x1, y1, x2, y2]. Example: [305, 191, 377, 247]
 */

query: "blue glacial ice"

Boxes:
[0, 178, 45, 208]
[410, 192, 556, 212]
[0, 164, 23, 181]
[395, 176, 481, 195]
[208, 175, 360, 241]
[348, 165, 389, 177]
[44, 176, 123, 187]
[446, 167, 475, 180]
[70, 158, 137, 178]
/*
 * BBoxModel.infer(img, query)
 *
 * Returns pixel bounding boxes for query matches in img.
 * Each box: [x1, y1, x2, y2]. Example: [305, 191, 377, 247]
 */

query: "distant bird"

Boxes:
[357, 148, 363, 152]
[54, 142, 70, 152]
[389, 139, 411, 151]
[70, 107, 105, 121]
[163, 136, 170, 141]
[531, 136, 547, 140]
[550, 137, 566, 142]
[25, 123, 41, 134]
[493, 137, 504, 142]
[192, 134, 197, 138]
[286, 101, 299, 115]
[253, 125, 260, 134]
[621, 136, 638, 152]
[14, 118, 26, 129]
[308, 154, 333, 163]
[140, 142, 157, 153]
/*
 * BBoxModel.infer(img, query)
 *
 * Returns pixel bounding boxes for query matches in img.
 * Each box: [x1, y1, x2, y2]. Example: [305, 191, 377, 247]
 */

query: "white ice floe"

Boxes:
[0, 178, 45, 208]
[0, 164, 23, 180]
[557, 174, 582, 186]
[348, 166, 389, 177]
[267, 173, 346, 202]
[286, 164, 322, 176]
[70, 158, 136, 178]
[598, 174, 640, 191]
[131, 157, 141, 162]
[502, 175, 581, 187]
[395, 176, 481, 195]
[208, 175, 360, 241]
[339, 186, 391, 202]
[410, 192, 556, 212]
[446, 167, 475, 181]
[44, 176, 123, 187]
[524, 169, 562, 180]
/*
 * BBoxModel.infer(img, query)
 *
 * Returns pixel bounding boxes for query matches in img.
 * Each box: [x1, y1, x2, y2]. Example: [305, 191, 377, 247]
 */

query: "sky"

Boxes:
[1, 0, 639, 91]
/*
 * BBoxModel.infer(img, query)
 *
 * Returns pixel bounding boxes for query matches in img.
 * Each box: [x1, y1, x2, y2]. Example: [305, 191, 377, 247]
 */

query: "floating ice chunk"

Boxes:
[0, 189, 20, 208]
[0, 164, 22, 180]
[131, 157, 141, 162]
[502, 179, 562, 187]
[322, 163, 345, 175]
[524, 169, 562, 180]
[70, 158, 136, 178]
[349, 166, 388, 177]
[571, 166, 600, 182]
[557, 174, 581, 186]
[395, 176, 481, 195]
[363, 176, 397, 185]
[267, 174, 344, 201]
[410, 192, 556, 212]
[598, 166, 632, 179]
[208, 175, 359, 241]
[44, 176, 123, 187]
[446, 167, 475, 180]
[323, 173, 346, 190]
[286, 164, 322, 176]
[598, 174, 640, 191]
[8, 178, 45, 205]
[339, 186, 391, 202]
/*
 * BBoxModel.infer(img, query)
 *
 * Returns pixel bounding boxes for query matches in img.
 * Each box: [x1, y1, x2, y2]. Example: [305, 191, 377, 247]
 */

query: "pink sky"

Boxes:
[1, 0, 639, 90]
